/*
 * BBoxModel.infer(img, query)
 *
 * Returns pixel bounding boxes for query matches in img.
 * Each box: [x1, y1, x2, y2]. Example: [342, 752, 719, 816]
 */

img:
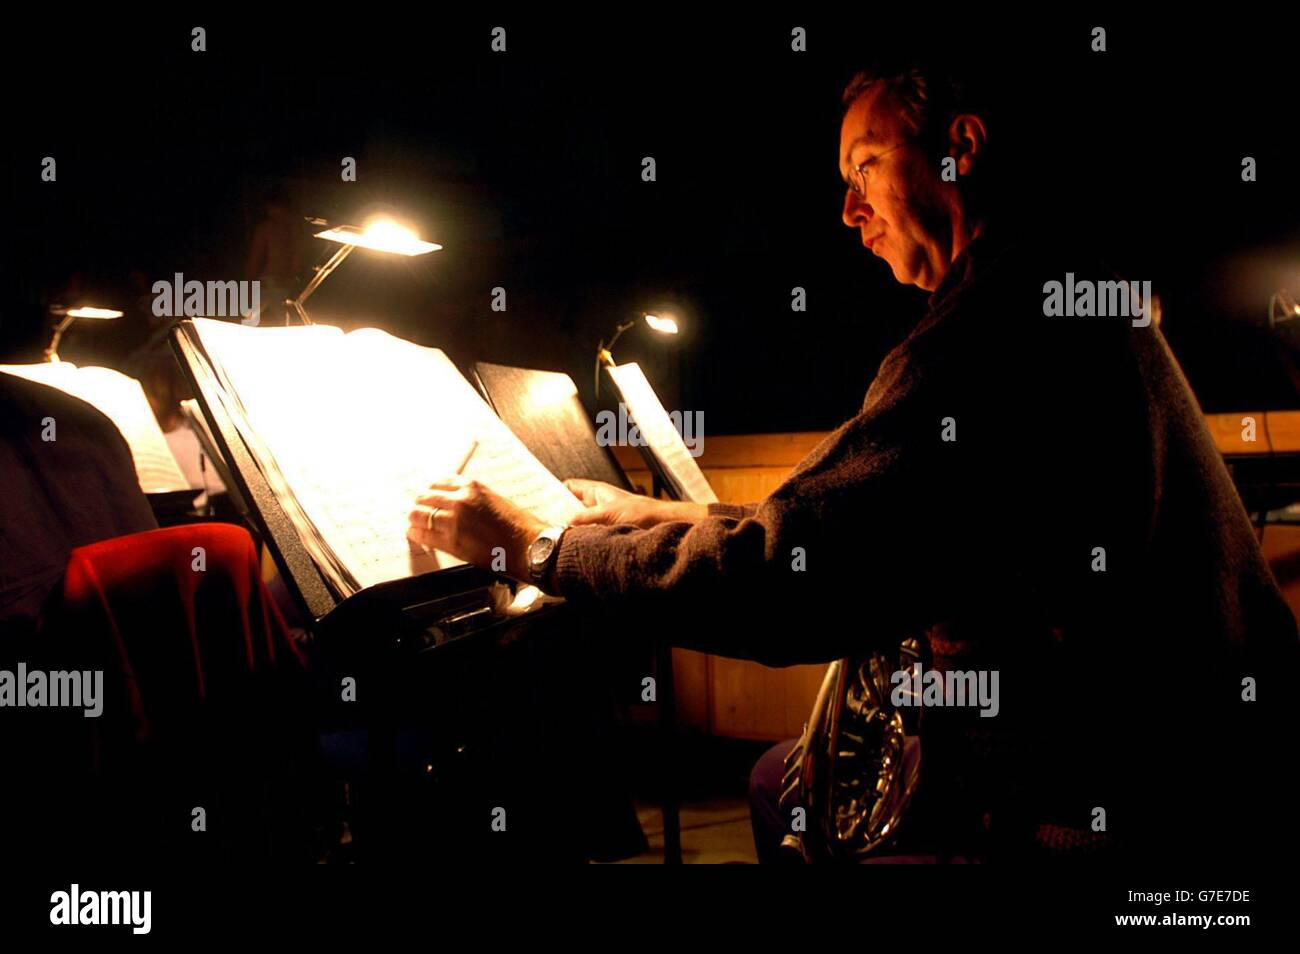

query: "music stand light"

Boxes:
[287, 218, 442, 325]
[595, 313, 679, 397]
[45, 306, 123, 362]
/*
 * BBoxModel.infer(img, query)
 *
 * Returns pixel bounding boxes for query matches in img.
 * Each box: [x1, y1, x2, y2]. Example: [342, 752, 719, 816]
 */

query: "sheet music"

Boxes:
[180, 398, 219, 461]
[166, 423, 226, 492]
[605, 362, 718, 504]
[191, 319, 580, 593]
[0, 361, 191, 494]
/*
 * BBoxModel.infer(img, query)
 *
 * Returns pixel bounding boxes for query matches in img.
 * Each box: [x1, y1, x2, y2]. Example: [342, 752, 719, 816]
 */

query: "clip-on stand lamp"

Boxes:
[287, 219, 442, 325]
[45, 306, 123, 362]
[594, 312, 678, 397]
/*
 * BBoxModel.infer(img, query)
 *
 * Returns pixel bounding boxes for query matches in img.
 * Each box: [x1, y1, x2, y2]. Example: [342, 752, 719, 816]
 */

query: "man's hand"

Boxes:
[408, 475, 546, 581]
[406, 476, 708, 582]
[564, 478, 707, 528]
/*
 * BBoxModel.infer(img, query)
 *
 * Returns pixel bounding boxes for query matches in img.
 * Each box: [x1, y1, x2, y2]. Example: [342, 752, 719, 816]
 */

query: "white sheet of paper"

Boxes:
[605, 362, 717, 504]
[0, 361, 191, 494]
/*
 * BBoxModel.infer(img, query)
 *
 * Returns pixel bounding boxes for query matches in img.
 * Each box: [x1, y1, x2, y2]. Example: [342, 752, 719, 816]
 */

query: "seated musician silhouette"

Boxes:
[2, 370, 313, 862]
[0, 371, 156, 630]
[409, 61, 1299, 862]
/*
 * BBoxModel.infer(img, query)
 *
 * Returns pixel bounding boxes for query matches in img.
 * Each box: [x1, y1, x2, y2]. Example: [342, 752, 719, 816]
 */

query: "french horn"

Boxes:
[778, 638, 923, 862]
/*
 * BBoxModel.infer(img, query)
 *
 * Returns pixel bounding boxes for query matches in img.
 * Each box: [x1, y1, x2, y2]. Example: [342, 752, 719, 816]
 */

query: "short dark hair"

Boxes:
[841, 64, 972, 148]
[843, 58, 1007, 216]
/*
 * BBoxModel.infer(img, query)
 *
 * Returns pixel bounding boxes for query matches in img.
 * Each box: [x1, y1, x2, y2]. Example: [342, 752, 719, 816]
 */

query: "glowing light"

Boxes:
[644, 313, 678, 334]
[315, 219, 442, 256]
[66, 307, 123, 320]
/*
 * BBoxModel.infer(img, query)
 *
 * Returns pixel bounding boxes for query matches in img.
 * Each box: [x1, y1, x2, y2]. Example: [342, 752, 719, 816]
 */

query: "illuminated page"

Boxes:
[605, 362, 717, 504]
[190, 319, 580, 593]
[345, 328, 582, 530]
[187, 321, 356, 591]
[0, 361, 191, 494]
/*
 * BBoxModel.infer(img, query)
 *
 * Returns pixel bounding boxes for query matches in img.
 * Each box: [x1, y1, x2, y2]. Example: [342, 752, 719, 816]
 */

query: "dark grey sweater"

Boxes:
[555, 228, 1299, 858]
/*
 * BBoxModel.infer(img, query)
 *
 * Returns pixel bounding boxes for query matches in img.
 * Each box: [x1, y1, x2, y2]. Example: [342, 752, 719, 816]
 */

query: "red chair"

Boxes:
[58, 523, 303, 748]
[10, 524, 312, 861]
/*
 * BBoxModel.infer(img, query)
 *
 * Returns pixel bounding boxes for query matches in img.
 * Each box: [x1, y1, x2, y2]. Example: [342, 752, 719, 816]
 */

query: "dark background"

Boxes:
[5, 13, 1300, 429]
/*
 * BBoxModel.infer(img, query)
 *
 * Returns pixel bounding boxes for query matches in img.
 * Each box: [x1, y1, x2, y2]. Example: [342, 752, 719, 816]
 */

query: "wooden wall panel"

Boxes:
[1205, 412, 1267, 454]
[708, 656, 829, 741]
[611, 435, 832, 741]
[1259, 524, 1300, 621]
[1262, 411, 1300, 453]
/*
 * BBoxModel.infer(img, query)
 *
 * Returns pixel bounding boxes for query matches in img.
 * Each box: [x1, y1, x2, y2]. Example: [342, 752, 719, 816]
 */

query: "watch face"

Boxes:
[529, 535, 556, 568]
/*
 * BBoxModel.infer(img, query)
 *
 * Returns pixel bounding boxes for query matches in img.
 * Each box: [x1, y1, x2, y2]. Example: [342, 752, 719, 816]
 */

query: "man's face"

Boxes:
[839, 85, 958, 292]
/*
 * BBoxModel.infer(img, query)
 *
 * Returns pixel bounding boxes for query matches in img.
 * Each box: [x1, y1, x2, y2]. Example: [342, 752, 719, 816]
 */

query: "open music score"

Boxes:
[186, 318, 581, 596]
[0, 361, 191, 495]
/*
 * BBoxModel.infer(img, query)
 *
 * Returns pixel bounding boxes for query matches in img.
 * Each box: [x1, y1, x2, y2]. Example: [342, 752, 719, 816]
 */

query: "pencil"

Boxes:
[456, 439, 479, 475]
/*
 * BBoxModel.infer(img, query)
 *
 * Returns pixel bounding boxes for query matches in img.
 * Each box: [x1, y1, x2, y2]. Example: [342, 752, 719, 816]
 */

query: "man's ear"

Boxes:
[947, 113, 988, 176]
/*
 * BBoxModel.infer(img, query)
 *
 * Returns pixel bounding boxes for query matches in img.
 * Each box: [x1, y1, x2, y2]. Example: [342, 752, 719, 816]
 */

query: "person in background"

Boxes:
[245, 185, 304, 327]
[0, 372, 156, 632]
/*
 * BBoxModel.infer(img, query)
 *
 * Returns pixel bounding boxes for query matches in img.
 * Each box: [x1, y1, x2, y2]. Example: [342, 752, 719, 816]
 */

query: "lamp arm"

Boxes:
[287, 243, 356, 325]
[605, 319, 636, 354]
[44, 314, 76, 362]
[594, 320, 636, 398]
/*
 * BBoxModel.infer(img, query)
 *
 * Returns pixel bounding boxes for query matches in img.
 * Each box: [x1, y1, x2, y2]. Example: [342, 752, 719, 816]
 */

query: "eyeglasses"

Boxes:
[844, 140, 913, 199]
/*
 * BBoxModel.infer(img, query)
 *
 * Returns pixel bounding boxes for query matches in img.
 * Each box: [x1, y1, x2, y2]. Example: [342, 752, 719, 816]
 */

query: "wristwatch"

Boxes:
[526, 526, 567, 586]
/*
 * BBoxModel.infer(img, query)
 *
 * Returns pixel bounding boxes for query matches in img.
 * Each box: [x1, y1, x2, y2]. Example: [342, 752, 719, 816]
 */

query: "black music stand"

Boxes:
[170, 324, 572, 857]
[474, 362, 684, 865]
[473, 361, 632, 491]
[169, 324, 658, 861]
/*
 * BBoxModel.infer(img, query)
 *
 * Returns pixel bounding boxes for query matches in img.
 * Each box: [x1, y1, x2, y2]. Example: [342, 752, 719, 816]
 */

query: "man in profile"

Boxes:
[410, 61, 1298, 862]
